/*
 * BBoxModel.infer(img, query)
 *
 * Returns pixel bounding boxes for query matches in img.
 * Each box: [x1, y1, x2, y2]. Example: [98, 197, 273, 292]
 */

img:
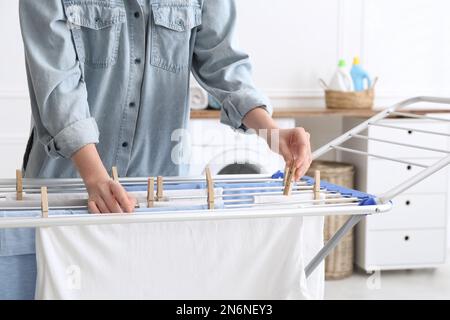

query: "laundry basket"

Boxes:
[307, 160, 355, 280]
[319, 78, 377, 110]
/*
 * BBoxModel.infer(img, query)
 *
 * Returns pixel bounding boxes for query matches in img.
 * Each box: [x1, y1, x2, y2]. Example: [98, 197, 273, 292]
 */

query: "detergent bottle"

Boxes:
[350, 57, 372, 91]
[329, 59, 354, 92]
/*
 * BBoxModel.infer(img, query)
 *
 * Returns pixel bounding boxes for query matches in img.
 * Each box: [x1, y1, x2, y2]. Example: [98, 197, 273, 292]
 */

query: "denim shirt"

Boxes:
[19, 0, 272, 178]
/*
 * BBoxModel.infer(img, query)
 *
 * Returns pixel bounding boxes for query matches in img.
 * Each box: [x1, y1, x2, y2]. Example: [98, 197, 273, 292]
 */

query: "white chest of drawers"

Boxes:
[342, 117, 449, 272]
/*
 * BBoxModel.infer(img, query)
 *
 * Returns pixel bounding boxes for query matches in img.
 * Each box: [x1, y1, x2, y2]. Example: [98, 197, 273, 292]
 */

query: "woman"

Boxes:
[19, 0, 312, 213]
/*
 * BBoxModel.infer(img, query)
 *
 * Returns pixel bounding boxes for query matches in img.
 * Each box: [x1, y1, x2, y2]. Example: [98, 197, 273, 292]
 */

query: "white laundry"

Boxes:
[35, 215, 318, 300]
[254, 193, 325, 298]
[189, 76, 209, 110]
[136, 188, 224, 208]
[302, 216, 325, 299]
[1, 188, 223, 210]
[254, 192, 326, 206]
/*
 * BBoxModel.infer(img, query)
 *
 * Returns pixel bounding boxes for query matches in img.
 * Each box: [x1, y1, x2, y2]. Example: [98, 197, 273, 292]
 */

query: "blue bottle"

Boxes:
[350, 57, 371, 91]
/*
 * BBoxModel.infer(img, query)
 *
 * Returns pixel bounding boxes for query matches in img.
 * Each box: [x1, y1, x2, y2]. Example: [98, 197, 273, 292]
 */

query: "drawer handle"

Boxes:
[405, 200, 411, 206]
[407, 165, 412, 170]
[404, 235, 410, 241]
[408, 130, 413, 135]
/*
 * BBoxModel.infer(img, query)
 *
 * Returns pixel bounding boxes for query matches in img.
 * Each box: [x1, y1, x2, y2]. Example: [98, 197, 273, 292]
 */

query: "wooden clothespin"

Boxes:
[157, 176, 163, 201]
[147, 177, 155, 208]
[205, 167, 214, 209]
[283, 164, 290, 186]
[16, 169, 23, 201]
[41, 186, 49, 218]
[283, 163, 297, 196]
[111, 166, 119, 182]
[314, 170, 321, 200]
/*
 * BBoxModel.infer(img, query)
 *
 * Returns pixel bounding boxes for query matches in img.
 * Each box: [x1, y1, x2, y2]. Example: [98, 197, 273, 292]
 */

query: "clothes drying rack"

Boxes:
[0, 96, 450, 278]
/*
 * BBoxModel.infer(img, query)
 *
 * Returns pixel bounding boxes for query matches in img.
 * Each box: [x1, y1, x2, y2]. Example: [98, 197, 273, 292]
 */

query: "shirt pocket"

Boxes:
[150, 3, 202, 73]
[63, 1, 126, 69]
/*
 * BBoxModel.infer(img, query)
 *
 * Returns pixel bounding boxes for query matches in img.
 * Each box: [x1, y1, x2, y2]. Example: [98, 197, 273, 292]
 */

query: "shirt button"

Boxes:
[134, 12, 140, 18]
[135, 58, 141, 64]
[122, 142, 129, 148]
[129, 102, 136, 108]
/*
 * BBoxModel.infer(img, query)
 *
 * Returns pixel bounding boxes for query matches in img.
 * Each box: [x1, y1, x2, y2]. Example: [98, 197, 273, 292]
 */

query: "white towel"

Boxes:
[189, 76, 208, 110]
[189, 86, 209, 110]
[254, 193, 325, 298]
[34, 193, 324, 300]
[35, 220, 314, 299]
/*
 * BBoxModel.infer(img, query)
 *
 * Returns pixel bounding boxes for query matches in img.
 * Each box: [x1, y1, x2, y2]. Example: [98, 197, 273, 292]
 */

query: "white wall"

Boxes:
[235, 0, 450, 108]
[0, 0, 31, 178]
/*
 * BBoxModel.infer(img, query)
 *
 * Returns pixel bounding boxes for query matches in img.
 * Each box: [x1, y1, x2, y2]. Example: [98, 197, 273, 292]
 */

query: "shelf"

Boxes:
[190, 108, 450, 119]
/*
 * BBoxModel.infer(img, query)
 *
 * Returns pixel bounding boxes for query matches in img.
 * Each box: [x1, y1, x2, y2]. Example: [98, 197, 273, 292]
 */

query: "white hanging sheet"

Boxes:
[34, 193, 324, 300]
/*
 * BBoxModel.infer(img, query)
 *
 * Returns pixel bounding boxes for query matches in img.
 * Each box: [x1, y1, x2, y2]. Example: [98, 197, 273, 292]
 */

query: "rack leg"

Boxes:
[305, 215, 365, 278]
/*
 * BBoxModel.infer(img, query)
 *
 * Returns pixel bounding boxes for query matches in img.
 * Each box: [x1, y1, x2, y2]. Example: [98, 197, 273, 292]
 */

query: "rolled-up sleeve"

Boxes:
[191, 0, 273, 130]
[19, 0, 99, 159]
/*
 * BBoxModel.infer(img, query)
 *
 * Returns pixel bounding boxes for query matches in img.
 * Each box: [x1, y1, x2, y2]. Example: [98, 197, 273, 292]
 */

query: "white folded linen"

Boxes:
[189, 86, 209, 110]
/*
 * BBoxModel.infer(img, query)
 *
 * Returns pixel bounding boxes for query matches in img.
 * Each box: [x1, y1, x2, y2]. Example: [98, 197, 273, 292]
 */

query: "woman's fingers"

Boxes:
[88, 200, 100, 214]
[296, 159, 310, 180]
[280, 141, 294, 167]
[291, 128, 307, 159]
[278, 128, 312, 181]
[100, 186, 123, 213]
[290, 129, 312, 181]
[127, 194, 138, 210]
[89, 190, 132, 214]
[110, 181, 135, 213]
[96, 197, 110, 214]
[85, 175, 136, 214]
[296, 144, 312, 180]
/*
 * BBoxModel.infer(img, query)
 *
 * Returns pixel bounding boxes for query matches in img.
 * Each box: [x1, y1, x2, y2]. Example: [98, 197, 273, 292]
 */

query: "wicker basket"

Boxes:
[306, 160, 355, 280]
[320, 78, 377, 110]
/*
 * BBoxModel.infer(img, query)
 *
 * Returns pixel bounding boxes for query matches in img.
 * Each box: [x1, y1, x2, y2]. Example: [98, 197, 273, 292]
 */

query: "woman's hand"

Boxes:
[85, 175, 136, 214]
[242, 107, 313, 181]
[276, 128, 312, 181]
[72, 144, 136, 214]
